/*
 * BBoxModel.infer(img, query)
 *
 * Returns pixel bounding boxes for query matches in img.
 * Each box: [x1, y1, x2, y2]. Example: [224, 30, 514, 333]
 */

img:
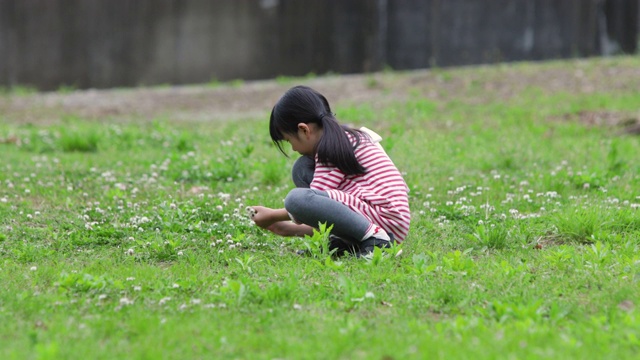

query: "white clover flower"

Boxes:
[177, 251, 184, 256]
[126, 277, 135, 281]
[133, 286, 142, 291]
[126, 248, 135, 256]
[172, 283, 180, 289]
[98, 294, 107, 300]
[159, 297, 171, 305]
[119, 297, 134, 306]
[30, 266, 37, 271]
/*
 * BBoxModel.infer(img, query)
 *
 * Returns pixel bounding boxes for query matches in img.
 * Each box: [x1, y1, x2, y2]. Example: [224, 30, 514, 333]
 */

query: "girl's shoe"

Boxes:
[329, 235, 360, 256]
[356, 233, 395, 257]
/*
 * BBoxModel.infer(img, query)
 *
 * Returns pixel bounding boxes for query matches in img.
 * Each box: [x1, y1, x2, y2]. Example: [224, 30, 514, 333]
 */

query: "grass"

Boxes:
[1, 56, 640, 359]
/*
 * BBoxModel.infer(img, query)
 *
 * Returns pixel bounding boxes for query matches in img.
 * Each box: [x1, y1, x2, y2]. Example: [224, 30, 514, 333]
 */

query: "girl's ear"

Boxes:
[297, 123, 310, 136]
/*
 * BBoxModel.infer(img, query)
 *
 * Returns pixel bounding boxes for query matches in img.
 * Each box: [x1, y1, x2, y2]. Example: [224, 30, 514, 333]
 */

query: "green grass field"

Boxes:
[1, 56, 640, 359]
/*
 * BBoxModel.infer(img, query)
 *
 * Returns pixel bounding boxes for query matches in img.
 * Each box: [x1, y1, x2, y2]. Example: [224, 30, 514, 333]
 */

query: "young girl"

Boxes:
[250, 85, 410, 256]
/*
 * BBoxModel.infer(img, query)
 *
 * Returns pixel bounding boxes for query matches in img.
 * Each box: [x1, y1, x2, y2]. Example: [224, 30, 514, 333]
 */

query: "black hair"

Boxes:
[269, 85, 366, 175]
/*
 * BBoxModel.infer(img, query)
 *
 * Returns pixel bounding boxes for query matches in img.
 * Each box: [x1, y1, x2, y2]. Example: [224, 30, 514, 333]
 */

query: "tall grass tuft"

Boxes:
[466, 223, 510, 249]
[551, 206, 610, 244]
[59, 128, 99, 153]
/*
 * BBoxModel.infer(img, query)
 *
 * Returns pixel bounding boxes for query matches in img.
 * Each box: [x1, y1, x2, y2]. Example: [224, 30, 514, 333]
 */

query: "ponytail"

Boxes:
[316, 114, 365, 175]
[269, 86, 366, 176]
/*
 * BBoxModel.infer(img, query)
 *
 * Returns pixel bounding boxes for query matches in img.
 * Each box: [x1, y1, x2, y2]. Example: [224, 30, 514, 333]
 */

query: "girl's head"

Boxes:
[269, 86, 365, 175]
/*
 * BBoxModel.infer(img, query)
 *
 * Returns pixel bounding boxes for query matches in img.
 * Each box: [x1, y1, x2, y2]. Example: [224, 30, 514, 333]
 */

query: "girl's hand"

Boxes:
[249, 205, 279, 229]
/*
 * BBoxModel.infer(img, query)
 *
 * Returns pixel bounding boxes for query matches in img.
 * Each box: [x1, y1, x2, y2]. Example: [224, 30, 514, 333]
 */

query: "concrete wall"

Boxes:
[0, 0, 637, 90]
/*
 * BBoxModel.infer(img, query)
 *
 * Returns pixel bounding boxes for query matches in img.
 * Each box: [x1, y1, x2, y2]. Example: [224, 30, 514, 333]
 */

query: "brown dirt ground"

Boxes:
[1, 57, 639, 130]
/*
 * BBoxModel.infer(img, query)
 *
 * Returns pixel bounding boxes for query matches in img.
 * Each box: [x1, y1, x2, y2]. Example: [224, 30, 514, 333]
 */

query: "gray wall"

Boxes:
[1, 0, 638, 90]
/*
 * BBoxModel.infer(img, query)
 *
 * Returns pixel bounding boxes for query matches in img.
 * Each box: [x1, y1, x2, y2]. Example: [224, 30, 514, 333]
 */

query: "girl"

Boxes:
[250, 85, 410, 256]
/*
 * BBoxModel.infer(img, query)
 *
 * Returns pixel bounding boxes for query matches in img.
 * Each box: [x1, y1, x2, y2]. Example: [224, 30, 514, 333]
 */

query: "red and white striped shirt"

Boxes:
[310, 130, 411, 242]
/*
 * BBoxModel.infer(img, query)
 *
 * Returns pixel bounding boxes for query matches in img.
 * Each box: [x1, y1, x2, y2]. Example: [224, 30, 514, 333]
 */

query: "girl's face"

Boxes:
[282, 123, 322, 156]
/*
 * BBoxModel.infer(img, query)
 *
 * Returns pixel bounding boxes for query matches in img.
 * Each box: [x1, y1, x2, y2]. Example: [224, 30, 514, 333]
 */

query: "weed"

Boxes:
[296, 223, 334, 258]
[465, 223, 510, 249]
[552, 207, 610, 244]
[59, 128, 100, 153]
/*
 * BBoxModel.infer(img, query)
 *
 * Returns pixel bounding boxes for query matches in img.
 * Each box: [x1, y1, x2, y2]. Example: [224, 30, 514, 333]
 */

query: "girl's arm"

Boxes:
[267, 221, 315, 237]
[250, 205, 315, 237]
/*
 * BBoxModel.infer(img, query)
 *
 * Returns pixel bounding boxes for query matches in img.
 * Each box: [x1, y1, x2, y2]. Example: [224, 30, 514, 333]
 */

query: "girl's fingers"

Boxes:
[245, 206, 257, 218]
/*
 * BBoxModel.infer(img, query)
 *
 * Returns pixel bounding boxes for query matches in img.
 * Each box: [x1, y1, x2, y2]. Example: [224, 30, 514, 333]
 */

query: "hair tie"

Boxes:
[319, 113, 333, 121]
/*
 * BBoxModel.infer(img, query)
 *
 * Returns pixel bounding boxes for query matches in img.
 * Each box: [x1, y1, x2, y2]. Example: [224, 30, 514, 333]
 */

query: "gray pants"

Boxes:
[284, 156, 371, 242]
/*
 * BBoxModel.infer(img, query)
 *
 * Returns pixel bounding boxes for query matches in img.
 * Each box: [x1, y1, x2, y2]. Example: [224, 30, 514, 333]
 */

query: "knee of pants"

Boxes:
[284, 188, 313, 216]
[291, 156, 314, 188]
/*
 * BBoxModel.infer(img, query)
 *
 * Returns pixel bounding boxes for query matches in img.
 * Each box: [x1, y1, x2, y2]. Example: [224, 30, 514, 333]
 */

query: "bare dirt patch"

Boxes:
[1, 57, 639, 127]
[549, 110, 640, 135]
